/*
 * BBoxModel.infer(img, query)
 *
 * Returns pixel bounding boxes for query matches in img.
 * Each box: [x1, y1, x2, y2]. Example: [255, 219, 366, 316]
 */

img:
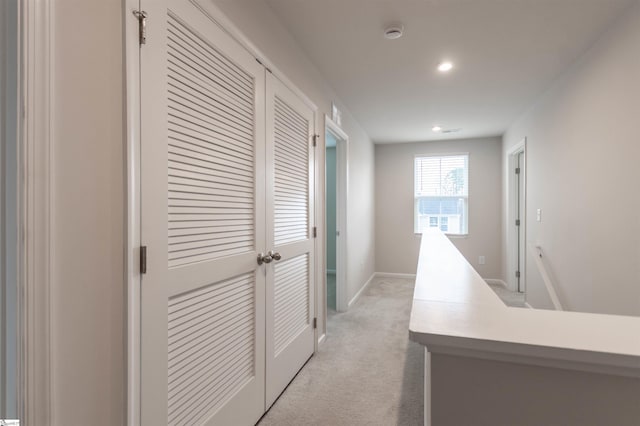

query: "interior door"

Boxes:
[517, 151, 525, 293]
[140, 1, 266, 424]
[265, 72, 316, 407]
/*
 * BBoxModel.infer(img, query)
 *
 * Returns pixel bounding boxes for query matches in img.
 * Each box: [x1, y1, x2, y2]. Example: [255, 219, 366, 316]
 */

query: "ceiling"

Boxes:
[265, 0, 634, 143]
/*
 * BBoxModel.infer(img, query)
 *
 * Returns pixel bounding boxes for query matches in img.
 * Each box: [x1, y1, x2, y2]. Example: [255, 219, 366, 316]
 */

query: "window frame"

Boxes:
[413, 153, 470, 237]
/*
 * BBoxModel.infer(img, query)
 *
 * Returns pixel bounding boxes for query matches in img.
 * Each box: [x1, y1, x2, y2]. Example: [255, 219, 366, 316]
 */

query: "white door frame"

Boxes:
[124, 1, 142, 424]
[506, 138, 526, 293]
[18, 0, 53, 423]
[324, 115, 348, 313]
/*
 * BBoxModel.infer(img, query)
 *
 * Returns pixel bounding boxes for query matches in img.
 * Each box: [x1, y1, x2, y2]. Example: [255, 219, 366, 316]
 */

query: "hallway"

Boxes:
[258, 277, 423, 426]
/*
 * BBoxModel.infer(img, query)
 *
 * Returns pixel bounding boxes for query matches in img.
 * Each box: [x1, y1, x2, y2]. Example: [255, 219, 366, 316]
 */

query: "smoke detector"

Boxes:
[384, 24, 404, 40]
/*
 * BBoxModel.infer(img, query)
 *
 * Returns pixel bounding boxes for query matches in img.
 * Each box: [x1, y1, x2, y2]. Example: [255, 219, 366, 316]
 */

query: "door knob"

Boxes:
[257, 253, 273, 265]
[268, 251, 282, 261]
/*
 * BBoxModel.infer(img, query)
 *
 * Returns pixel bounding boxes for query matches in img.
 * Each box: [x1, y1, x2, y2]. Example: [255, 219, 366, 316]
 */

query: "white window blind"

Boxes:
[414, 155, 469, 235]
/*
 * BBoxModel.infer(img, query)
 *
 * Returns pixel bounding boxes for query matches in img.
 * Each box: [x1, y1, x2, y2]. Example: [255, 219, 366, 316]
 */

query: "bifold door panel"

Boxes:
[265, 73, 315, 408]
[139, 1, 315, 425]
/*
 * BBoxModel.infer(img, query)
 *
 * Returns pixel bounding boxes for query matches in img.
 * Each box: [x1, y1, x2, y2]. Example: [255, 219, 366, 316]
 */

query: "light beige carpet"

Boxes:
[258, 277, 424, 426]
[487, 282, 527, 308]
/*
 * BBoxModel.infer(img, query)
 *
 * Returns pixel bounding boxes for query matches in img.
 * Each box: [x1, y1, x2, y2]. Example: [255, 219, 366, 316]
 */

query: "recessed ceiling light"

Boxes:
[438, 61, 454, 72]
[432, 126, 442, 132]
[384, 24, 404, 40]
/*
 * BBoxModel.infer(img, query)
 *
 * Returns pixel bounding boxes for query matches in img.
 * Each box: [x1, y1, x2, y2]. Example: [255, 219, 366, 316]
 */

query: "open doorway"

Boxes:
[507, 139, 526, 295]
[325, 116, 348, 314]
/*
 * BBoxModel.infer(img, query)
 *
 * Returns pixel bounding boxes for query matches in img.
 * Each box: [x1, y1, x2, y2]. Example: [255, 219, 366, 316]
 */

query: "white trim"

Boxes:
[375, 272, 417, 280]
[424, 347, 431, 426]
[325, 115, 348, 140]
[317, 333, 326, 346]
[484, 279, 508, 288]
[325, 115, 349, 313]
[506, 138, 526, 293]
[20, 0, 52, 423]
[347, 272, 376, 308]
[528, 244, 564, 311]
[124, 0, 141, 425]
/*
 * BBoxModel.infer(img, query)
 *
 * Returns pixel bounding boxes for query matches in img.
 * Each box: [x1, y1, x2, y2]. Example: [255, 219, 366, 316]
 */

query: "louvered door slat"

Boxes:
[167, 64, 254, 122]
[169, 241, 252, 263]
[169, 107, 253, 149]
[169, 179, 253, 196]
[167, 18, 253, 93]
[168, 226, 252, 237]
[167, 270, 255, 425]
[168, 78, 254, 130]
[168, 91, 254, 139]
[169, 219, 253, 230]
[273, 254, 309, 355]
[168, 126, 254, 162]
[141, 4, 266, 424]
[274, 125, 308, 150]
[275, 97, 308, 129]
[272, 94, 309, 246]
[167, 29, 253, 107]
[168, 315, 253, 383]
[169, 139, 253, 169]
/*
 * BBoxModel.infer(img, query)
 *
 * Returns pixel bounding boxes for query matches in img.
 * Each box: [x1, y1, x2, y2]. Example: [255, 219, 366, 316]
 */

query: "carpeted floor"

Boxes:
[487, 281, 527, 308]
[258, 276, 424, 426]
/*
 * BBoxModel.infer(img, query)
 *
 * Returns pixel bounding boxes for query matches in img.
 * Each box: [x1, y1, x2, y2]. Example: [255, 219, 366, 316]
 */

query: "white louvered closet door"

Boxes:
[140, 1, 266, 425]
[265, 72, 316, 407]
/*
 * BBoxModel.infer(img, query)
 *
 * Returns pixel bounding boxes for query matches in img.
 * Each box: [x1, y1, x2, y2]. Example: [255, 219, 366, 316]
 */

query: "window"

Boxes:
[414, 154, 468, 235]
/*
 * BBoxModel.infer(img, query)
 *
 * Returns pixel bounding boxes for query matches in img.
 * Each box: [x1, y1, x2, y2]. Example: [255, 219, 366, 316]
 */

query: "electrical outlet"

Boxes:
[479, 256, 486, 265]
[537, 209, 542, 222]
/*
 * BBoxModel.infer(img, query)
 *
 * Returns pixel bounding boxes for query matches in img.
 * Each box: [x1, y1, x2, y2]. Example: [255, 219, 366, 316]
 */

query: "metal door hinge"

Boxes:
[133, 10, 148, 45]
[515, 167, 521, 174]
[515, 219, 520, 226]
[312, 227, 317, 238]
[515, 270, 521, 278]
[313, 318, 317, 329]
[140, 246, 147, 274]
[312, 134, 319, 147]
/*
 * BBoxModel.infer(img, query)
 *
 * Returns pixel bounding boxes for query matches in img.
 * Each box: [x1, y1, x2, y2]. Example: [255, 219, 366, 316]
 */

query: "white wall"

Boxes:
[376, 138, 502, 278]
[0, 0, 18, 418]
[212, 0, 377, 316]
[50, 0, 125, 424]
[432, 354, 640, 426]
[325, 146, 337, 271]
[502, 0, 640, 315]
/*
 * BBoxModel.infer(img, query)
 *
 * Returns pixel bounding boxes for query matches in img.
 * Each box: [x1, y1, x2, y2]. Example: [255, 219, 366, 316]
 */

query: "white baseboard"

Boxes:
[326, 269, 336, 275]
[485, 279, 508, 288]
[318, 333, 326, 346]
[348, 272, 376, 308]
[375, 272, 417, 280]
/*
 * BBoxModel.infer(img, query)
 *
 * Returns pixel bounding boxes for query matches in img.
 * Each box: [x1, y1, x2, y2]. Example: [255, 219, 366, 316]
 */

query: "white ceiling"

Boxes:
[265, 0, 634, 143]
